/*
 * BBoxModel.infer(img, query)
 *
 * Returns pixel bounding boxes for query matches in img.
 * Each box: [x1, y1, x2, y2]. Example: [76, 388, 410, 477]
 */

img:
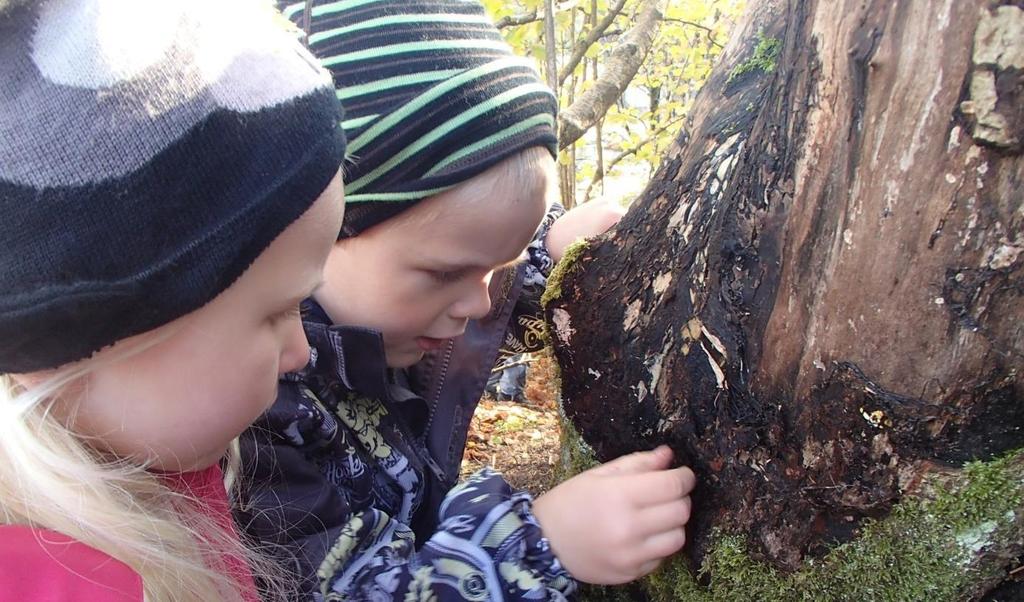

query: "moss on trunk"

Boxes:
[557, 413, 1024, 601]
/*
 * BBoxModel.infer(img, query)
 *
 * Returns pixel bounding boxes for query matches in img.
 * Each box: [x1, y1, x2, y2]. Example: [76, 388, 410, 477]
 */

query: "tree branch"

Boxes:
[664, 17, 724, 49]
[556, 0, 629, 88]
[496, 10, 540, 29]
[582, 113, 686, 203]
[557, 0, 665, 150]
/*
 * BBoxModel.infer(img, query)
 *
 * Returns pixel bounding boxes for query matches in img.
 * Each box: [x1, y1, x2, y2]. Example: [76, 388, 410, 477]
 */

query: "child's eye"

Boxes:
[271, 305, 302, 323]
[429, 269, 464, 283]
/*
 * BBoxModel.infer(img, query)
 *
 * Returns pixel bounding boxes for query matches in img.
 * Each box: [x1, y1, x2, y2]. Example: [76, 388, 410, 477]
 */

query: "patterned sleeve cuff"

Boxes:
[509, 490, 577, 595]
[436, 469, 577, 598]
[526, 202, 566, 281]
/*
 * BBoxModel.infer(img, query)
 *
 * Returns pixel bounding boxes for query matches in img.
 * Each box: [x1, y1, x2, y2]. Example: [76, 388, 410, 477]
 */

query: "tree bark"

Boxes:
[558, 0, 665, 150]
[546, 0, 1024, 598]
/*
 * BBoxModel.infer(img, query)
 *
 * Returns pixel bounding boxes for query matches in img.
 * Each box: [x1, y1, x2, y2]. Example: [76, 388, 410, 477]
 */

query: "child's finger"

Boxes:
[636, 497, 692, 536]
[592, 445, 672, 476]
[643, 526, 687, 559]
[636, 558, 663, 579]
[625, 466, 696, 506]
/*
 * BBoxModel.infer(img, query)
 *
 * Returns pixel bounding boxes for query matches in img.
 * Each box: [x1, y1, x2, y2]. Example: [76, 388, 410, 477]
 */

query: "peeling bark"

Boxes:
[546, 0, 1024, 595]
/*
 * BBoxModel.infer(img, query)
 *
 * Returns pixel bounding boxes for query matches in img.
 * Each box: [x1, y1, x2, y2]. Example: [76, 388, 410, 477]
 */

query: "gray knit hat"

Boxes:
[0, 0, 346, 373]
[279, 0, 558, 236]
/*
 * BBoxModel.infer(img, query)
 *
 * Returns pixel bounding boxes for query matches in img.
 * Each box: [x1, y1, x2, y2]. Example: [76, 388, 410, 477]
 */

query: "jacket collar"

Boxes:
[297, 299, 424, 410]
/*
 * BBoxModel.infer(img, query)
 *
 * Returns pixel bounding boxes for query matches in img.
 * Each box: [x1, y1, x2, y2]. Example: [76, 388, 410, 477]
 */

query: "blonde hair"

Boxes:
[0, 365, 287, 601]
[382, 145, 558, 231]
[457, 145, 558, 209]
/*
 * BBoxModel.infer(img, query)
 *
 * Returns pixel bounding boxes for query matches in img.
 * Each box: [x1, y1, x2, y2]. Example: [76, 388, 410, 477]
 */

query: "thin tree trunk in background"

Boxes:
[560, 6, 578, 209]
[557, 0, 629, 88]
[558, 0, 665, 150]
[591, 0, 605, 202]
[547, 0, 1023, 598]
[543, 0, 557, 90]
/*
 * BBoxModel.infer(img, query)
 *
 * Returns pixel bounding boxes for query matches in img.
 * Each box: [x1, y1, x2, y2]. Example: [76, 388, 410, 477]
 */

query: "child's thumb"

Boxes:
[594, 445, 673, 475]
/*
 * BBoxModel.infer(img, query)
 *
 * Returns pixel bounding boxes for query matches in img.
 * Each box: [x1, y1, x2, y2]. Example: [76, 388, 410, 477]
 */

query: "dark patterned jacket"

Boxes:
[235, 208, 572, 601]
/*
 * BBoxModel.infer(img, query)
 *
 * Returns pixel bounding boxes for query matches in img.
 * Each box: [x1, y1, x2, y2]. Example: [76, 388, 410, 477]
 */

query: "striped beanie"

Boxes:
[0, 0, 346, 373]
[279, 0, 558, 237]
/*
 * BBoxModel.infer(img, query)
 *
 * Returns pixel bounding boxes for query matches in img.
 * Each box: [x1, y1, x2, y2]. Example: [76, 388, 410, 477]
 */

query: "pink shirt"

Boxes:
[0, 465, 258, 602]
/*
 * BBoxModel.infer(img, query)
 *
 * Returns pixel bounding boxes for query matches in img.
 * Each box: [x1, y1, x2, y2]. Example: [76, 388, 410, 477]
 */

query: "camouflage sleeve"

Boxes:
[497, 203, 566, 364]
[318, 468, 576, 601]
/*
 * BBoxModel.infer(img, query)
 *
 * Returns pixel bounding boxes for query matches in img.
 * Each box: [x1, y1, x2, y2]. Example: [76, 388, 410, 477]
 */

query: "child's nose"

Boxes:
[450, 272, 493, 321]
[279, 317, 311, 375]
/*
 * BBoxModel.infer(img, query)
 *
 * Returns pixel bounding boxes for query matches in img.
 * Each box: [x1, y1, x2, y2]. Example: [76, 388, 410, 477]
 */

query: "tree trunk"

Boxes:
[545, 0, 1024, 599]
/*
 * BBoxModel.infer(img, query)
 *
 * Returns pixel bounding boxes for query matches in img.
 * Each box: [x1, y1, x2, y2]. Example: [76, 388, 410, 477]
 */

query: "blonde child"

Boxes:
[0, 0, 347, 599]
[235, 2, 696, 599]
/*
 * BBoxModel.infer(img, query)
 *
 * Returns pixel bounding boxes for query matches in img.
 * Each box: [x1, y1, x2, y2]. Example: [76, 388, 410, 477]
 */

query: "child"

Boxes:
[235, 1, 696, 600]
[0, 0, 347, 600]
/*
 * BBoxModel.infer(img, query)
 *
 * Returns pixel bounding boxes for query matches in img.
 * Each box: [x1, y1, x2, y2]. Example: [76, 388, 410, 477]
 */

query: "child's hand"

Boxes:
[545, 200, 626, 263]
[532, 445, 695, 584]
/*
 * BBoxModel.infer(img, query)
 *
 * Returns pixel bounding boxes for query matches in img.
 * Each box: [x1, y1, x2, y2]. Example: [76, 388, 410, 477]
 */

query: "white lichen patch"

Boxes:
[947, 125, 963, 151]
[623, 299, 643, 332]
[974, 6, 1024, 68]
[962, 71, 1015, 147]
[965, 145, 983, 164]
[551, 308, 575, 345]
[955, 520, 999, 562]
[700, 341, 728, 389]
[667, 197, 694, 236]
[652, 271, 673, 298]
[701, 324, 728, 362]
[587, 368, 602, 380]
[860, 407, 888, 428]
[657, 408, 684, 433]
[647, 336, 673, 397]
[715, 154, 736, 183]
[962, 5, 1024, 148]
[988, 241, 1022, 269]
[714, 132, 742, 158]
[681, 317, 702, 341]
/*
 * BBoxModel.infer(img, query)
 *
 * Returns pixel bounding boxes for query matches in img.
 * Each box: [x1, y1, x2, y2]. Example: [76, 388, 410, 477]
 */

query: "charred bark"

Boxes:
[546, 0, 1024, 596]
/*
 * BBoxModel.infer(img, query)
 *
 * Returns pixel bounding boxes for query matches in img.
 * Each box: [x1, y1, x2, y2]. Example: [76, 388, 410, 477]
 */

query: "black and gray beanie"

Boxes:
[279, 0, 558, 237]
[0, 0, 346, 373]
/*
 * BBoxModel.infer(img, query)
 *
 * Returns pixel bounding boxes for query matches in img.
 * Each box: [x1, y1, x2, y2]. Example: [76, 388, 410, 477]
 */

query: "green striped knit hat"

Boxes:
[280, 0, 558, 236]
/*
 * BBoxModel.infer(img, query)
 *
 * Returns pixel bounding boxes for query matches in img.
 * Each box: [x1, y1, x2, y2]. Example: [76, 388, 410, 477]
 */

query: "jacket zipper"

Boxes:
[421, 338, 455, 484]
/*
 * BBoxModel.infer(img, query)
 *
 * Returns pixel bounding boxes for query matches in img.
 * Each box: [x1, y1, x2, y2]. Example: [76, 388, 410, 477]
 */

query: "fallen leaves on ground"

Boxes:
[460, 354, 562, 495]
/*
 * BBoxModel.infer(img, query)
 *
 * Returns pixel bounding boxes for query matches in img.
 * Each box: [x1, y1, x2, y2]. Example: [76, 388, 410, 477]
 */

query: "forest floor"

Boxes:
[459, 354, 563, 495]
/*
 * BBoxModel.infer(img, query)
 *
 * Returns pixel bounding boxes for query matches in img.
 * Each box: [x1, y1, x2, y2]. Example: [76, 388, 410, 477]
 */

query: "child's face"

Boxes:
[51, 175, 344, 472]
[316, 167, 549, 368]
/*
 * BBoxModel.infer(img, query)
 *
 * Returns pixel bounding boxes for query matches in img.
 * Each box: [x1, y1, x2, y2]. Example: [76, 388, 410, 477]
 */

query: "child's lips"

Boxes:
[415, 336, 450, 352]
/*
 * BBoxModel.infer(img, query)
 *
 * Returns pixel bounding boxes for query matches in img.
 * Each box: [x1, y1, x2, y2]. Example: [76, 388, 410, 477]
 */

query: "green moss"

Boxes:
[728, 30, 781, 83]
[540, 238, 591, 311]
[646, 555, 711, 602]
[569, 448, 1024, 601]
[551, 403, 599, 487]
